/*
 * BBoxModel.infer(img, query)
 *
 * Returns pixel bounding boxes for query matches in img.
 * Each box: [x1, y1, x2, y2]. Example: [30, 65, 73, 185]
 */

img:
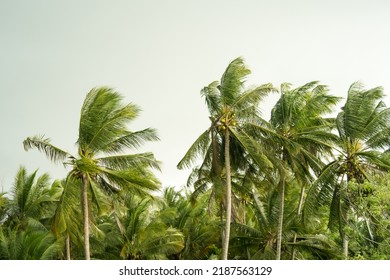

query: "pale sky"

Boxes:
[1, 0, 390, 193]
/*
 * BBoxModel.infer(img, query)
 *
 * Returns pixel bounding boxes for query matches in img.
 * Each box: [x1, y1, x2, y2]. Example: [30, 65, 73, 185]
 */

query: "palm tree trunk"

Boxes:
[222, 128, 231, 260]
[220, 201, 224, 247]
[66, 233, 71, 260]
[276, 174, 285, 260]
[342, 176, 351, 259]
[81, 173, 91, 260]
[291, 185, 305, 260]
[342, 206, 349, 259]
[342, 234, 349, 259]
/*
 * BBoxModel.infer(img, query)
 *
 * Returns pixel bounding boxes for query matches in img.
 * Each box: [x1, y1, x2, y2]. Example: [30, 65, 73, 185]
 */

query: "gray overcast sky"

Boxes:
[1, 0, 390, 193]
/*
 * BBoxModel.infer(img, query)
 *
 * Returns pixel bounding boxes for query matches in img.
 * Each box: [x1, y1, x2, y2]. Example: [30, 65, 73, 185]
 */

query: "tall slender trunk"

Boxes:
[213, 129, 225, 250]
[291, 185, 305, 260]
[276, 174, 285, 260]
[342, 233, 349, 259]
[342, 209, 349, 259]
[342, 174, 352, 259]
[82, 173, 90, 260]
[66, 233, 71, 260]
[220, 201, 224, 248]
[222, 128, 231, 260]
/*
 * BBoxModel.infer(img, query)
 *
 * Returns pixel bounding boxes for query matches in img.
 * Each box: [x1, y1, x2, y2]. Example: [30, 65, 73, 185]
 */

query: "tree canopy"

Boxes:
[2, 58, 390, 260]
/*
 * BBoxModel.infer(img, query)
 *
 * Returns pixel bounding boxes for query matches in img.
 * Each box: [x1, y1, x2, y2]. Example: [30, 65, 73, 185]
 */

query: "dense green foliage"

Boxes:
[1, 58, 390, 260]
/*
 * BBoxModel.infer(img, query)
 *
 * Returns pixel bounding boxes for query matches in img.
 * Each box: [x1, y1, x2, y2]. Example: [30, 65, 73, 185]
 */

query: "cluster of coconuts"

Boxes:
[217, 111, 237, 131]
[336, 158, 364, 181]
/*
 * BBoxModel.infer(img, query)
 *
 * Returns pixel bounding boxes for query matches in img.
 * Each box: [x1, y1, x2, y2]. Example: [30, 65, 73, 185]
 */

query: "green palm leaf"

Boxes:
[99, 128, 159, 154]
[99, 167, 160, 196]
[343, 82, 384, 140]
[220, 57, 251, 106]
[177, 129, 211, 169]
[23, 136, 72, 164]
[201, 81, 221, 114]
[99, 153, 161, 171]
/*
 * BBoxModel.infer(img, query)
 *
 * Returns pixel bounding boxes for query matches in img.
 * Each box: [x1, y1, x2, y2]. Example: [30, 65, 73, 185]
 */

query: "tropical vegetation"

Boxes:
[1, 57, 390, 260]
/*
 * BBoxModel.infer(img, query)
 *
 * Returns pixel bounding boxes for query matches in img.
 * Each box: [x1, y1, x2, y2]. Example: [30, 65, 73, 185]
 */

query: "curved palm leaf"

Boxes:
[23, 136, 73, 164]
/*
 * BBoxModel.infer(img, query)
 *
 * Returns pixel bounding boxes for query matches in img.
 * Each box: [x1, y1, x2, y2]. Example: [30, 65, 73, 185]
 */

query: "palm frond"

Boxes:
[229, 127, 274, 169]
[141, 226, 184, 259]
[188, 174, 212, 201]
[8, 167, 55, 224]
[0, 219, 62, 260]
[99, 152, 161, 171]
[289, 234, 342, 259]
[100, 128, 160, 154]
[201, 81, 221, 114]
[303, 161, 341, 223]
[301, 85, 341, 120]
[233, 83, 277, 111]
[78, 87, 141, 153]
[343, 82, 384, 140]
[51, 177, 82, 238]
[177, 129, 211, 169]
[220, 57, 251, 106]
[99, 167, 160, 197]
[355, 151, 390, 172]
[364, 104, 390, 149]
[23, 135, 72, 164]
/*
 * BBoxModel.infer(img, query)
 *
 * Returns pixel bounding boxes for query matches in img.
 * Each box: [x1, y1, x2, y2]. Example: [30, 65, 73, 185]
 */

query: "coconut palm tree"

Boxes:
[229, 166, 342, 260]
[0, 168, 63, 260]
[23, 87, 160, 259]
[178, 57, 276, 259]
[266, 82, 340, 259]
[185, 158, 257, 238]
[6, 167, 56, 229]
[229, 180, 284, 259]
[0, 219, 63, 260]
[118, 193, 184, 260]
[305, 82, 390, 258]
[158, 187, 221, 259]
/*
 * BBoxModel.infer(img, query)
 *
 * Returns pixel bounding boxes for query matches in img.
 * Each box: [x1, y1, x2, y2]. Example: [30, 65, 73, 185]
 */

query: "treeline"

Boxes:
[1, 57, 390, 260]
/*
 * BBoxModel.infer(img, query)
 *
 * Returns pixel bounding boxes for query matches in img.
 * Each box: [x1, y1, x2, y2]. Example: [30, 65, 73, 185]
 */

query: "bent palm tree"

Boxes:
[305, 82, 390, 258]
[24, 87, 160, 259]
[268, 82, 340, 259]
[178, 57, 276, 259]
